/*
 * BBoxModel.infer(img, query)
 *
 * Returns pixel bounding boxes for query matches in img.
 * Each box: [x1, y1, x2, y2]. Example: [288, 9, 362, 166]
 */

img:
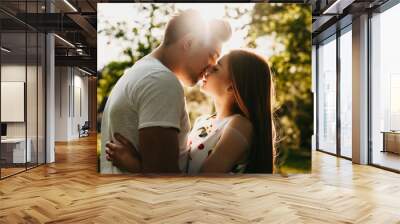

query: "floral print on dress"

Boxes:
[184, 114, 248, 174]
[197, 127, 208, 138]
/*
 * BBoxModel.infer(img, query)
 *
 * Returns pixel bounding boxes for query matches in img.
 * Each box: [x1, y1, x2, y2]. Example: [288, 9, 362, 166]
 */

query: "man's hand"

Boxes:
[105, 133, 142, 173]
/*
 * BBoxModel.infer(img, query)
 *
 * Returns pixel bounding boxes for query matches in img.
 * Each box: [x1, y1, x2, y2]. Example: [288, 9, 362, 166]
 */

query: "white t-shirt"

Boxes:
[100, 56, 190, 174]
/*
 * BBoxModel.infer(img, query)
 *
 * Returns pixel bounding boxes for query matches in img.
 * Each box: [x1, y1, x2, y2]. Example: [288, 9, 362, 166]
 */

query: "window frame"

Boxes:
[315, 18, 353, 161]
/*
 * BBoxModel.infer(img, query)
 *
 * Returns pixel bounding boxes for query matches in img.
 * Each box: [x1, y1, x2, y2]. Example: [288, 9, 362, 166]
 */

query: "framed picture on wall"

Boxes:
[1, 81, 25, 122]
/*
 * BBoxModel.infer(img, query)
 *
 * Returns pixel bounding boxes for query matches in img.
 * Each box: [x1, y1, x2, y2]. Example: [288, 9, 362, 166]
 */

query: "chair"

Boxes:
[78, 121, 90, 138]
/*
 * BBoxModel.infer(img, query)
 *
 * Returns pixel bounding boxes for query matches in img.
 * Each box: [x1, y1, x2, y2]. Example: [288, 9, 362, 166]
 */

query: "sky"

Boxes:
[97, 3, 278, 70]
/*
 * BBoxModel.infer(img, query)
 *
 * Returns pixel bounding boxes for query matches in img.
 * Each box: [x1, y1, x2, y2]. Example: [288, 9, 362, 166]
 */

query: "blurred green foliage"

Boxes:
[248, 3, 312, 171]
[97, 3, 312, 173]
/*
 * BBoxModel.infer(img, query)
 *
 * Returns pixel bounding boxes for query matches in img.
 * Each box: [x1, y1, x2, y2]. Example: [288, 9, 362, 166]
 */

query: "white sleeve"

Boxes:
[131, 72, 185, 131]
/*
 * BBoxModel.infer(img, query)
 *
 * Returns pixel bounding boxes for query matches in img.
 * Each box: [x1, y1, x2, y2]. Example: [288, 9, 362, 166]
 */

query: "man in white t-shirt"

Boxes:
[100, 10, 232, 173]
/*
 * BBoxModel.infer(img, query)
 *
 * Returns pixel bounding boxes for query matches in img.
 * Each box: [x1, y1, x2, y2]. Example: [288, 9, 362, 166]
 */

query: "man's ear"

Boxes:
[182, 34, 194, 50]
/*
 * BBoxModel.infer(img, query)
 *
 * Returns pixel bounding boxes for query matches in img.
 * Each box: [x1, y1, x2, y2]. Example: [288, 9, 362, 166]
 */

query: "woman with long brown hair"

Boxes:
[105, 49, 277, 173]
[225, 49, 276, 173]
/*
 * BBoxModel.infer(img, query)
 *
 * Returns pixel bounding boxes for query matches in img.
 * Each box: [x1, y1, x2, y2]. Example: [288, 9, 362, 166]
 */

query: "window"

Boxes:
[370, 2, 400, 171]
[339, 26, 352, 158]
[317, 35, 337, 154]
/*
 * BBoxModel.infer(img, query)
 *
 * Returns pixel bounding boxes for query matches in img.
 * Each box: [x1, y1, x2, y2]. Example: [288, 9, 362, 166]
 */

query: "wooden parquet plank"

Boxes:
[0, 135, 399, 223]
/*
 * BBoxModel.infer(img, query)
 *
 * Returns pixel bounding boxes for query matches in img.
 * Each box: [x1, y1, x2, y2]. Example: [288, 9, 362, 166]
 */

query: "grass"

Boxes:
[279, 148, 311, 174]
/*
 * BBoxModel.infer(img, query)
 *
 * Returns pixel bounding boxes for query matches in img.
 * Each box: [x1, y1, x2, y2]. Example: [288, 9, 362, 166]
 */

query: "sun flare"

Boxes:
[175, 4, 254, 57]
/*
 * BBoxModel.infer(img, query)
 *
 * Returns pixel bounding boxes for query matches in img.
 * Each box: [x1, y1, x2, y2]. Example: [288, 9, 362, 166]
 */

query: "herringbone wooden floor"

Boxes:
[1, 135, 399, 224]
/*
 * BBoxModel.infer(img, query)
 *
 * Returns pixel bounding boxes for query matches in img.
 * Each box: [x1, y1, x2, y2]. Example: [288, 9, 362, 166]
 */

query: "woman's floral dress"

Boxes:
[179, 114, 248, 174]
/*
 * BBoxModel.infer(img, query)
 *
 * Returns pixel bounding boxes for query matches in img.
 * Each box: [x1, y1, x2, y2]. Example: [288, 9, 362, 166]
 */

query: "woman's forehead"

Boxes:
[218, 55, 229, 65]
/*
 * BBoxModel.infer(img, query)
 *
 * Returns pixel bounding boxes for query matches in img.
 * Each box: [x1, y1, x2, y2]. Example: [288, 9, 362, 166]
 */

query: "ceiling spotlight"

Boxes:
[76, 48, 86, 55]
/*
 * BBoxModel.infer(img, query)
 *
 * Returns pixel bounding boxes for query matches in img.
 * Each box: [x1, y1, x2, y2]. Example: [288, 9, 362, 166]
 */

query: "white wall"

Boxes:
[1, 63, 46, 164]
[1, 65, 37, 138]
[55, 66, 68, 141]
[54, 66, 89, 141]
[1, 65, 26, 137]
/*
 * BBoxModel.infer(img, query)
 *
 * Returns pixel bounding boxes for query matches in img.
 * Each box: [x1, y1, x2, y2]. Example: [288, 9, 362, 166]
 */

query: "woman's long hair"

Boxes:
[227, 50, 277, 173]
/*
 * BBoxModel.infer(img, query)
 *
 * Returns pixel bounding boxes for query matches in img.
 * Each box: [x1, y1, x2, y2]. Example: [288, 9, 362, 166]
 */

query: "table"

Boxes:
[1, 138, 32, 163]
[381, 131, 400, 154]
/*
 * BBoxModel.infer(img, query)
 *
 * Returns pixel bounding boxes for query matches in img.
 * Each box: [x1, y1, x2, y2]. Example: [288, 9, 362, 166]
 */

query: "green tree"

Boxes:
[248, 3, 312, 171]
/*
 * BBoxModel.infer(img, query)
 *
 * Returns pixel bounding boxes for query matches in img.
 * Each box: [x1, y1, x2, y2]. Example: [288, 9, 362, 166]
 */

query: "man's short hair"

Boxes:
[163, 9, 232, 46]
[207, 19, 232, 43]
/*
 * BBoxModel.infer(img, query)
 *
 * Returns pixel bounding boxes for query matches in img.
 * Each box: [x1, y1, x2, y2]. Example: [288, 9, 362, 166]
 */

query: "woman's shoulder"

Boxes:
[226, 114, 253, 139]
[229, 114, 252, 130]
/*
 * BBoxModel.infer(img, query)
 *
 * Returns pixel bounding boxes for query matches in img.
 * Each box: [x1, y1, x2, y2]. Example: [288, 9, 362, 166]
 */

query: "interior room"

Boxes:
[313, 0, 400, 172]
[0, 0, 399, 223]
[0, 0, 97, 179]
[0, 16, 46, 178]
